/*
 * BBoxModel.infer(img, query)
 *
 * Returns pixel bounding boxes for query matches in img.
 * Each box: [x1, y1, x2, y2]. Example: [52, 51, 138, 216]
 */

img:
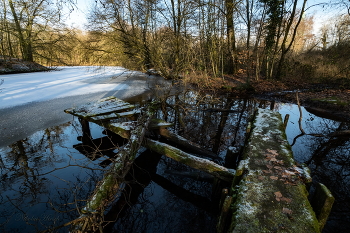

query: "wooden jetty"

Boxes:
[64, 97, 333, 232]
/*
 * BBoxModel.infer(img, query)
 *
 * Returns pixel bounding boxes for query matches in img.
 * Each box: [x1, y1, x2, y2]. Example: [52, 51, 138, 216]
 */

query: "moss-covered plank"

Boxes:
[103, 121, 136, 139]
[71, 108, 155, 232]
[145, 138, 235, 181]
[229, 108, 320, 233]
[95, 119, 173, 140]
[311, 182, 335, 231]
[64, 96, 135, 118]
[157, 128, 217, 159]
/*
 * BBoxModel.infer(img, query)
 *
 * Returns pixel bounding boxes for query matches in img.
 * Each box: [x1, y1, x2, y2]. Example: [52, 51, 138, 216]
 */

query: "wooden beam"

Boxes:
[145, 138, 235, 182]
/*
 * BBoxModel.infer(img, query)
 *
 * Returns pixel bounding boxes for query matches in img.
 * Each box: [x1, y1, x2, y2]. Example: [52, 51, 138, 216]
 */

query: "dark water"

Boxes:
[0, 91, 349, 232]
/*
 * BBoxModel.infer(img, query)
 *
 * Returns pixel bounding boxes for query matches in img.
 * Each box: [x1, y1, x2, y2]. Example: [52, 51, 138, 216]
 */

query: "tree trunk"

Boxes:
[225, 0, 238, 74]
[275, 0, 307, 79]
[8, 0, 36, 62]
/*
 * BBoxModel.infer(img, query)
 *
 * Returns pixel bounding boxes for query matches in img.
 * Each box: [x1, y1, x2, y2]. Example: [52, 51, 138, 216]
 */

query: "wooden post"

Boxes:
[217, 195, 233, 233]
[311, 183, 335, 232]
[283, 114, 289, 130]
[78, 118, 92, 144]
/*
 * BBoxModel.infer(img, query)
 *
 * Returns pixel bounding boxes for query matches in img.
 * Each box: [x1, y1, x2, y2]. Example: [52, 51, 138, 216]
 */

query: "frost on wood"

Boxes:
[89, 109, 140, 122]
[71, 107, 153, 232]
[64, 96, 135, 118]
[145, 138, 235, 181]
[228, 108, 320, 233]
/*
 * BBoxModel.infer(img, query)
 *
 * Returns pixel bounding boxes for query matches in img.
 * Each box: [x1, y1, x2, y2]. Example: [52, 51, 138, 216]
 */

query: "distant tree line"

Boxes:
[1, 0, 350, 83]
[0, 0, 99, 66]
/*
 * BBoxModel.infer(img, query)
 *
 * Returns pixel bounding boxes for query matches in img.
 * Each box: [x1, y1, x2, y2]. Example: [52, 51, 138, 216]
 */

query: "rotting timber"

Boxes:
[64, 97, 333, 232]
[64, 96, 234, 232]
[220, 108, 333, 233]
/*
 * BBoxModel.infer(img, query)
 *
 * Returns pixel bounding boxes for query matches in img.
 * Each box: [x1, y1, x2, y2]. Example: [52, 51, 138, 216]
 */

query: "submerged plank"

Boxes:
[228, 108, 321, 232]
[64, 96, 135, 118]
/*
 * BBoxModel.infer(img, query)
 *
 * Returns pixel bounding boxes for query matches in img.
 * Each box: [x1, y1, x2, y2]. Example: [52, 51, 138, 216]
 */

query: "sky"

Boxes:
[304, 0, 346, 33]
[64, 0, 346, 34]
[65, 0, 93, 28]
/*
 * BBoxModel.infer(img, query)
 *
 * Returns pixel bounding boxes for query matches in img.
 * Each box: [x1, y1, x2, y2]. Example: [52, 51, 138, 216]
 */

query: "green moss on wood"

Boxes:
[312, 97, 349, 106]
[83, 173, 119, 213]
[311, 183, 335, 231]
[228, 108, 320, 233]
[145, 138, 235, 181]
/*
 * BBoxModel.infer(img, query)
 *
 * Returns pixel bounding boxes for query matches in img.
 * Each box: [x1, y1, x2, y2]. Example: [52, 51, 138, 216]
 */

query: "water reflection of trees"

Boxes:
[0, 121, 107, 232]
[80, 92, 253, 232]
[277, 106, 350, 232]
[62, 95, 350, 232]
[156, 92, 259, 154]
[1, 91, 350, 232]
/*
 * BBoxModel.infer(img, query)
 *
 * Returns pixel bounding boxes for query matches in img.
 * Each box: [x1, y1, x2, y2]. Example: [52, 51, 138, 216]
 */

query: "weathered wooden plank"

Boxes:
[145, 138, 235, 181]
[64, 96, 135, 118]
[157, 128, 217, 159]
[311, 182, 335, 232]
[103, 121, 136, 139]
[89, 109, 140, 122]
[95, 119, 174, 140]
[227, 108, 321, 233]
[71, 109, 154, 232]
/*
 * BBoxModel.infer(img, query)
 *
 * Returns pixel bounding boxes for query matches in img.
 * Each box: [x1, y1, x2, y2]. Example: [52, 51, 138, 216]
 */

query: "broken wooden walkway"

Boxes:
[64, 97, 333, 232]
[64, 96, 234, 232]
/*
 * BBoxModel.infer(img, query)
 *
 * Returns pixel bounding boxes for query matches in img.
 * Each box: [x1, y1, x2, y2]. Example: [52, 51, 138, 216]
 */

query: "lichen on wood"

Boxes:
[145, 138, 235, 181]
[311, 182, 335, 232]
[71, 106, 154, 232]
[228, 108, 321, 233]
[157, 128, 217, 159]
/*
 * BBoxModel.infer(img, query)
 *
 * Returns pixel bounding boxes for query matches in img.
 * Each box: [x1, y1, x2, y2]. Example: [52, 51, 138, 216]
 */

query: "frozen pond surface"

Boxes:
[0, 68, 349, 232]
[0, 66, 170, 147]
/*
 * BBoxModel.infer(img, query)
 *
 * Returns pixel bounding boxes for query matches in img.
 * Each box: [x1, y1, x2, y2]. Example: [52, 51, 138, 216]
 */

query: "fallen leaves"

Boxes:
[262, 149, 304, 185]
[274, 191, 283, 201]
[274, 191, 292, 203]
[266, 149, 278, 156]
[264, 149, 284, 165]
[282, 207, 293, 215]
[274, 166, 283, 170]
[274, 192, 294, 218]
[281, 197, 292, 203]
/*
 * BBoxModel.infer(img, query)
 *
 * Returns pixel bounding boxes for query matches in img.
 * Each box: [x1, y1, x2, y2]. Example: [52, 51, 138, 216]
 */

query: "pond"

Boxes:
[0, 91, 349, 232]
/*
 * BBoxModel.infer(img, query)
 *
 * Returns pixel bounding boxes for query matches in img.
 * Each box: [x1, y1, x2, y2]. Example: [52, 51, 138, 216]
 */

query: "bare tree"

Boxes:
[1, 0, 76, 62]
